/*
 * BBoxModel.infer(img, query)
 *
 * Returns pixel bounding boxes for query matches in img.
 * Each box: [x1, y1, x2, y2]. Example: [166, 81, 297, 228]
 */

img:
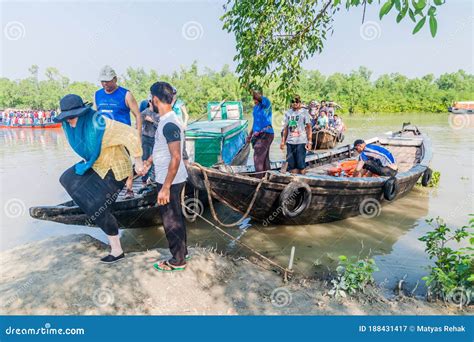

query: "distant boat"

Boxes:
[448, 101, 474, 114]
[0, 122, 61, 129]
[312, 128, 344, 150]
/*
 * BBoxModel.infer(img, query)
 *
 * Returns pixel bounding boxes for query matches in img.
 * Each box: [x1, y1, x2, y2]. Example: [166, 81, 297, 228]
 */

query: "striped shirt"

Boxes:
[359, 144, 395, 167]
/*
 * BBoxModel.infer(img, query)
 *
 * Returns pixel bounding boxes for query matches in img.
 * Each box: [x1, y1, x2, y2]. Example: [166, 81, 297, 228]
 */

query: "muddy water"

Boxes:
[1, 113, 472, 294]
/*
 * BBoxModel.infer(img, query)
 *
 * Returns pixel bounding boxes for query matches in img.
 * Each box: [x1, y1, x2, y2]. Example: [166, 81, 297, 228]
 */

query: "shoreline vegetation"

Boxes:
[1, 64, 472, 115]
[0, 234, 471, 315]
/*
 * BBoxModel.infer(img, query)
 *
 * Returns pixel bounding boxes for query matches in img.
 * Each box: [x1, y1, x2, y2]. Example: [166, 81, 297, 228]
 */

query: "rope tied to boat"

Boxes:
[181, 201, 292, 277]
[192, 162, 268, 228]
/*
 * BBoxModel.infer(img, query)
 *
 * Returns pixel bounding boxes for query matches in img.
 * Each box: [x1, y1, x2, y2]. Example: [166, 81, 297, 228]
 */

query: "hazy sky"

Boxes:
[1, 0, 473, 84]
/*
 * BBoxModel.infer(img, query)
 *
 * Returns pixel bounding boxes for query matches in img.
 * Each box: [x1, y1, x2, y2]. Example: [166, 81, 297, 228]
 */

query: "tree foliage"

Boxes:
[0, 64, 472, 116]
[221, 0, 446, 100]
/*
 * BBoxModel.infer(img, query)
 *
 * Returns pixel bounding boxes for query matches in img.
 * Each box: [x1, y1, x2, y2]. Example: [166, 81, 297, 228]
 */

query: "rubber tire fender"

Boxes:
[421, 168, 432, 187]
[383, 177, 398, 201]
[279, 181, 312, 219]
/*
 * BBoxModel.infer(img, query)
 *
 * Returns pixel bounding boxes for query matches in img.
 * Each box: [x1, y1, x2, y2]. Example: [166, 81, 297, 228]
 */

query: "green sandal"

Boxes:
[153, 260, 186, 272]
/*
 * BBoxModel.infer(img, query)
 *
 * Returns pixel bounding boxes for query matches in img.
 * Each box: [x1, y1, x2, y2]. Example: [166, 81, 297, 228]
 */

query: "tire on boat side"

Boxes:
[421, 167, 432, 187]
[279, 181, 312, 219]
[383, 177, 398, 201]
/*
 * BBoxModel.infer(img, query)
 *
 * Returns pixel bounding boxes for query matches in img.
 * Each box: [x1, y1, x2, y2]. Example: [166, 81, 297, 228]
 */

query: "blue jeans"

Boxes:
[142, 135, 155, 183]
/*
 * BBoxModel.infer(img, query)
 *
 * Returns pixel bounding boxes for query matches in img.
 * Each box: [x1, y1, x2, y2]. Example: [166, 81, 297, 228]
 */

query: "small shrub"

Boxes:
[328, 255, 379, 299]
[419, 216, 474, 308]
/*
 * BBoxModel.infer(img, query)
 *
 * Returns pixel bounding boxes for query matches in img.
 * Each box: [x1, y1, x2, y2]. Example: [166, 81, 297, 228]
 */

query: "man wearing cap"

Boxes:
[95, 65, 142, 199]
[353, 139, 398, 177]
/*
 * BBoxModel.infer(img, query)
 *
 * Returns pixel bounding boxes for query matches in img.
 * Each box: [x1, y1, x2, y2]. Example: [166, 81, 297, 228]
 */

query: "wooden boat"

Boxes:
[448, 101, 474, 114]
[312, 128, 339, 149]
[0, 122, 61, 129]
[29, 181, 162, 228]
[187, 124, 433, 225]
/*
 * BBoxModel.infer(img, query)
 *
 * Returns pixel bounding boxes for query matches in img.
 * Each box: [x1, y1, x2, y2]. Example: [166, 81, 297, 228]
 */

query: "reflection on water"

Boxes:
[0, 114, 473, 295]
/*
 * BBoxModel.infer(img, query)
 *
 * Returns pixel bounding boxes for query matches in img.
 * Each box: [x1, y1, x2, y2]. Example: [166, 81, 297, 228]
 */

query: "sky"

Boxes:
[0, 0, 473, 84]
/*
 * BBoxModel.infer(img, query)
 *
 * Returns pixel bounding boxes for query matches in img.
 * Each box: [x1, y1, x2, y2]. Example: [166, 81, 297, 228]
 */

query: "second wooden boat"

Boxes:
[187, 124, 433, 225]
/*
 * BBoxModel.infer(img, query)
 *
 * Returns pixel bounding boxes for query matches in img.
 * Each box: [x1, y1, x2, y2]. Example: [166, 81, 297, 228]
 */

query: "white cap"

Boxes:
[98, 65, 117, 82]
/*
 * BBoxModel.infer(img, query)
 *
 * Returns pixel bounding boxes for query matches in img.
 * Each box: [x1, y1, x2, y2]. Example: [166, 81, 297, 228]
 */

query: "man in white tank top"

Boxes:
[143, 82, 188, 271]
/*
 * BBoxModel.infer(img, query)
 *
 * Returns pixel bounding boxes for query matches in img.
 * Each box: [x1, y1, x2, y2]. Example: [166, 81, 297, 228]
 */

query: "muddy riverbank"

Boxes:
[0, 234, 470, 315]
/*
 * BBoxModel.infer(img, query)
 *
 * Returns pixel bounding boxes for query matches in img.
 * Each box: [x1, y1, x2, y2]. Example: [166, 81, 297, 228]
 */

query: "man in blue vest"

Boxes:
[95, 65, 142, 198]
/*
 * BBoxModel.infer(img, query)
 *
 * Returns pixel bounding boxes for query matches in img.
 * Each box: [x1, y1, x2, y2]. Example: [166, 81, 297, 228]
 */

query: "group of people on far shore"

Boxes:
[1, 109, 57, 126]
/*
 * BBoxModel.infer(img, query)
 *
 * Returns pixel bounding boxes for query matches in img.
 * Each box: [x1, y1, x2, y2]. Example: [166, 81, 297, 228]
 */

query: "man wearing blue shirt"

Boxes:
[246, 88, 274, 177]
[353, 139, 398, 177]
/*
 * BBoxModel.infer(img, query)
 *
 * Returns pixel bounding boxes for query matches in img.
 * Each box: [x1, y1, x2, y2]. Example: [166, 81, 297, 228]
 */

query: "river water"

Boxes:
[1, 113, 472, 295]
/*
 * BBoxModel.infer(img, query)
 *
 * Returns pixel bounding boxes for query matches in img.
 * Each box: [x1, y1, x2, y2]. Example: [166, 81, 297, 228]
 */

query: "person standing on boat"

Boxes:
[246, 88, 274, 178]
[94, 65, 142, 199]
[319, 100, 328, 115]
[142, 82, 188, 272]
[353, 139, 398, 177]
[280, 95, 312, 174]
[55, 94, 143, 263]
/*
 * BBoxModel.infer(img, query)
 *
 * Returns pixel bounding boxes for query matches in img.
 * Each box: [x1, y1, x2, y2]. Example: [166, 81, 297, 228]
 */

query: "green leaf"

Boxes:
[409, 8, 416, 22]
[429, 15, 438, 37]
[433, 0, 444, 5]
[428, 6, 436, 16]
[413, 16, 427, 34]
[379, 0, 394, 20]
[413, 0, 426, 11]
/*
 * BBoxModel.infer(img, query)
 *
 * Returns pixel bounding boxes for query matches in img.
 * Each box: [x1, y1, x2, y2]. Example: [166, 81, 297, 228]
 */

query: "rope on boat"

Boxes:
[181, 201, 291, 277]
[192, 162, 268, 228]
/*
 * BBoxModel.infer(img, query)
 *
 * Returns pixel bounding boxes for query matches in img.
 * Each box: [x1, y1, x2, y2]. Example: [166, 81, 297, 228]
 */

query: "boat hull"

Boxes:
[312, 129, 339, 149]
[29, 185, 162, 228]
[188, 127, 432, 225]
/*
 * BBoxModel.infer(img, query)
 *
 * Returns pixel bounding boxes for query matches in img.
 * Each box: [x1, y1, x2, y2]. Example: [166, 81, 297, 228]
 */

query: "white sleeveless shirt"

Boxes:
[152, 111, 188, 184]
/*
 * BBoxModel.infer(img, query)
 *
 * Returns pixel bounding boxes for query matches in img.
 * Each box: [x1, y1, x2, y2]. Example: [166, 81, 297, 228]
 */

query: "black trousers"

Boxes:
[157, 182, 188, 265]
[363, 159, 398, 177]
[59, 166, 125, 236]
